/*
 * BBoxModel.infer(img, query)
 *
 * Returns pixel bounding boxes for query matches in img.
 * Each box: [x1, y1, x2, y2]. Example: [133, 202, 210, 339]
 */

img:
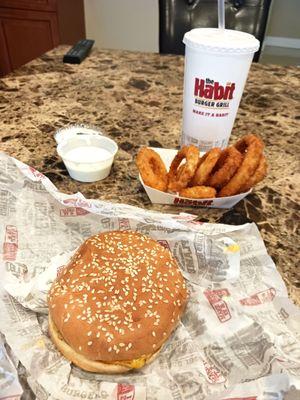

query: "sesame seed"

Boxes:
[87, 341, 93, 346]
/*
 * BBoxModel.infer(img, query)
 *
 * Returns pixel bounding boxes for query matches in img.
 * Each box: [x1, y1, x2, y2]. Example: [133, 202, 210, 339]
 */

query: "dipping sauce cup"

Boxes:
[57, 135, 118, 182]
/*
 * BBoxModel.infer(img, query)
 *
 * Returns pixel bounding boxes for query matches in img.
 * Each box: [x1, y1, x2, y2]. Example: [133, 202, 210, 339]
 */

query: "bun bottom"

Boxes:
[49, 316, 159, 373]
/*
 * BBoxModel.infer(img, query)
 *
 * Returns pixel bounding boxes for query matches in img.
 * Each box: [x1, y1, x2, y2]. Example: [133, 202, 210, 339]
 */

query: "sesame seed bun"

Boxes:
[48, 230, 188, 372]
[48, 315, 160, 373]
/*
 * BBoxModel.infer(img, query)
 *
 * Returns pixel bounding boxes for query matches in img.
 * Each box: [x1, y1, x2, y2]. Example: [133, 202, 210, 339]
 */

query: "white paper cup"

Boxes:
[57, 135, 118, 182]
[181, 28, 260, 151]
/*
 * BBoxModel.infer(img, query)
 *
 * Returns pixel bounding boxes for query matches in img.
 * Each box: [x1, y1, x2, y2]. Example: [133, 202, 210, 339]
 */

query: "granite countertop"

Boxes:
[0, 46, 299, 305]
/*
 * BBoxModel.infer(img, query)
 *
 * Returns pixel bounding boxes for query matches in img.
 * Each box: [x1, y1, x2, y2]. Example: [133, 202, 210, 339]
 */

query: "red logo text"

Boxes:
[117, 383, 135, 400]
[174, 197, 213, 207]
[60, 207, 89, 217]
[194, 78, 235, 100]
[3, 225, 18, 261]
[240, 288, 276, 306]
[204, 289, 231, 323]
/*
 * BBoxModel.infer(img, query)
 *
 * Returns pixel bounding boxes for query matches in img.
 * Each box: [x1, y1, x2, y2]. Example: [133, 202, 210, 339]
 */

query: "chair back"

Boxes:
[159, 0, 272, 61]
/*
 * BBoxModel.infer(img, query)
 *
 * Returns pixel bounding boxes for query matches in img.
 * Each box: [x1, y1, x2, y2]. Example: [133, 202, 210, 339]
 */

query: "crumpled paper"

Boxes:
[0, 333, 23, 400]
[0, 151, 299, 400]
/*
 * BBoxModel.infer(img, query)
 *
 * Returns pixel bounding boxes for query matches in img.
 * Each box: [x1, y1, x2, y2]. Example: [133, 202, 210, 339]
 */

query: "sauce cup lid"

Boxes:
[54, 125, 103, 145]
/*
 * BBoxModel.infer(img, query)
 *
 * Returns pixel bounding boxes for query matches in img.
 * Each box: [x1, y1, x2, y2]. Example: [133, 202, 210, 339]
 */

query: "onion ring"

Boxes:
[179, 186, 216, 199]
[205, 146, 243, 189]
[168, 145, 199, 192]
[218, 134, 264, 197]
[191, 148, 222, 186]
[240, 154, 268, 193]
[136, 147, 168, 191]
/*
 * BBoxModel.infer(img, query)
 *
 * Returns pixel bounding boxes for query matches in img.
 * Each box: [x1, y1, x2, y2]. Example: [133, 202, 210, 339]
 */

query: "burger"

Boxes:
[48, 230, 188, 373]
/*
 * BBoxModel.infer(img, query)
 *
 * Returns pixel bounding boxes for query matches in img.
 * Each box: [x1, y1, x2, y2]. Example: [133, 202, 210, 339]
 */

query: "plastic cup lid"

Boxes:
[54, 125, 103, 145]
[183, 28, 260, 55]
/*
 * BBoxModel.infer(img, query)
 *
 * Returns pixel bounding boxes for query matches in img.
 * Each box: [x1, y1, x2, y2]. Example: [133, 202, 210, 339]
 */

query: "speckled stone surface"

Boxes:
[0, 46, 299, 305]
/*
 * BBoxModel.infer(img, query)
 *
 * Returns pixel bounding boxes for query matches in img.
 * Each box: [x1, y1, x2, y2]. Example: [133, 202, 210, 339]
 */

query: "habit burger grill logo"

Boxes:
[118, 218, 131, 231]
[174, 197, 213, 207]
[60, 207, 89, 217]
[203, 360, 225, 383]
[117, 383, 135, 400]
[3, 225, 18, 261]
[204, 288, 231, 323]
[194, 77, 235, 110]
[194, 78, 235, 100]
[240, 288, 276, 306]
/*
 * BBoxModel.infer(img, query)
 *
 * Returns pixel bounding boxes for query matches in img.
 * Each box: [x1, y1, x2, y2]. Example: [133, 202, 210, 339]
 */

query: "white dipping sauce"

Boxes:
[64, 146, 111, 163]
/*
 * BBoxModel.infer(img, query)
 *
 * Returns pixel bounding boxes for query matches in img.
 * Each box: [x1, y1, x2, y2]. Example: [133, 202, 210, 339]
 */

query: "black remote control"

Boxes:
[63, 39, 95, 64]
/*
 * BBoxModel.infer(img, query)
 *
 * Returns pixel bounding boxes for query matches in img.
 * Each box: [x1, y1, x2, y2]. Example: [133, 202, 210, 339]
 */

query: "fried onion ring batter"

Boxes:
[218, 134, 264, 197]
[179, 186, 216, 199]
[191, 148, 222, 186]
[206, 146, 243, 189]
[136, 147, 168, 191]
[168, 145, 199, 192]
[240, 154, 268, 193]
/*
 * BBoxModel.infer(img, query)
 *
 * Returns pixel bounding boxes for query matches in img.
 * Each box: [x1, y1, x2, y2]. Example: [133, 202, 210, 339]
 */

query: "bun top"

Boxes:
[48, 231, 188, 362]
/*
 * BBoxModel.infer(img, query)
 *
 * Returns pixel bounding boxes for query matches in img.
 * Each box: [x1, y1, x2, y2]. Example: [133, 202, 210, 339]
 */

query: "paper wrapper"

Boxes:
[0, 151, 300, 400]
[0, 333, 23, 400]
[139, 148, 251, 208]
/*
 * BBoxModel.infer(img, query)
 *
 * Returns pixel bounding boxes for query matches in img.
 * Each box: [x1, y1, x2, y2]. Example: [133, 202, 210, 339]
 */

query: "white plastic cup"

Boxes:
[57, 135, 118, 182]
[182, 28, 260, 151]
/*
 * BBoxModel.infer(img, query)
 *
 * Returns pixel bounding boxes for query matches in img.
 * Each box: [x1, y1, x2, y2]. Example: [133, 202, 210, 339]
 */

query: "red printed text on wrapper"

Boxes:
[60, 207, 89, 217]
[203, 359, 225, 383]
[116, 383, 135, 400]
[204, 289, 231, 323]
[3, 225, 18, 261]
[240, 288, 276, 306]
[62, 198, 92, 209]
[118, 218, 131, 231]
[29, 166, 46, 180]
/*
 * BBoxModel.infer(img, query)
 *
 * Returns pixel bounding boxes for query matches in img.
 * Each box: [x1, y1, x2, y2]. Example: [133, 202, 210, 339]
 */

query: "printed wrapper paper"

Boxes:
[139, 148, 251, 209]
[0, 151, 299, 400]
[0, 333, 23, 400]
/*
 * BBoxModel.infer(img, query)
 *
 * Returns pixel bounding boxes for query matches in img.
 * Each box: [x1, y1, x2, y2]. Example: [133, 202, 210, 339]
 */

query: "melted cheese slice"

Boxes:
[111, 354, 151, 369]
